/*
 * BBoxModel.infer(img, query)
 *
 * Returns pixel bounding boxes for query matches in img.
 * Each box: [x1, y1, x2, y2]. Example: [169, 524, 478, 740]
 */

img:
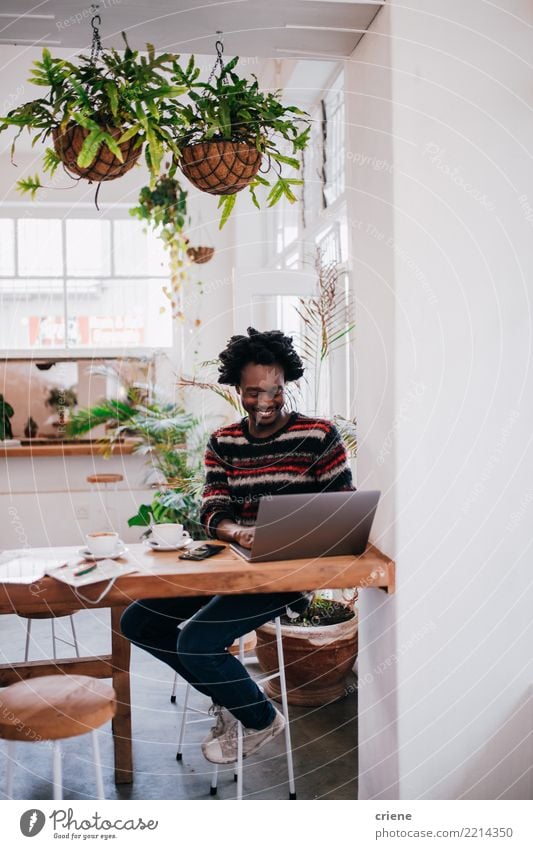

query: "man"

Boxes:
[121, 327, 354, 765]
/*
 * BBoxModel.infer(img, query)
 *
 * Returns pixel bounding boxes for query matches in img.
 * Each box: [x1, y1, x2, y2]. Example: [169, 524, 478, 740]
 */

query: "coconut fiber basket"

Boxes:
[53, 123, 142, 182]
[179, 140, 262, 195]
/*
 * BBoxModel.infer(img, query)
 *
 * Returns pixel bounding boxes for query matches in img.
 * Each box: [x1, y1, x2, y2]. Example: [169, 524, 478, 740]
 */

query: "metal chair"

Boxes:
[175, 617, 296, 800]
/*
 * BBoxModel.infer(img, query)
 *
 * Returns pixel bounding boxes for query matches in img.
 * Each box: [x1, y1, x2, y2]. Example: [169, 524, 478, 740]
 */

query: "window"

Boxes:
[323, 71, 345, 206]
[0, 216, 172, 353]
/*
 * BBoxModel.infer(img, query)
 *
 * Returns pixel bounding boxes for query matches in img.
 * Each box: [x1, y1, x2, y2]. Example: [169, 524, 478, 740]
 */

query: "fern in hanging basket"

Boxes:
[172, 52, 311, 228]
[0, 34, 188, 198]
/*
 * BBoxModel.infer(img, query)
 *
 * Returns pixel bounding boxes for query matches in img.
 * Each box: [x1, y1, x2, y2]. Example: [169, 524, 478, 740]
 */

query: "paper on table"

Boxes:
[0, 554, 67, 584]
[46, 559, 138, 587]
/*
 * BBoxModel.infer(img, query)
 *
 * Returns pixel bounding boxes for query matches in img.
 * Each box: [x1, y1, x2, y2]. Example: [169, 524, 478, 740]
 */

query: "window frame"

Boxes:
[0, 204, 174, 359]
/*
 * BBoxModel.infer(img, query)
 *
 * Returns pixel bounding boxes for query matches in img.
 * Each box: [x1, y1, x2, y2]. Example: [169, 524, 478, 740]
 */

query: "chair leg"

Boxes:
[176, 682, 191, 761]
[91, 731, 105, 799]
[275, 616, 297, 799]
[5, 740, 15, 798]
[52, 740, 63, 800]
[51, 618, 57, 661]
[69, 615, 80, 658]
[236, 722, 243, 800]
[209, 764, 219, 796]
[24, 618, 31, 662]
[170, 673, 178, 704]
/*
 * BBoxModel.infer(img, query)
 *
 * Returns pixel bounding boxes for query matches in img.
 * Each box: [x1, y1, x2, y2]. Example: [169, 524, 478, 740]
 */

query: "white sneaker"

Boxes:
[201, 703, 234, 750]
[202, 707, 286, 765]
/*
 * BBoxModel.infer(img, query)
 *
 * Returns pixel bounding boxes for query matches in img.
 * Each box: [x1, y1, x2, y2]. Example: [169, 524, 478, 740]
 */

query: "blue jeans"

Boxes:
[120, 591, 309, 729]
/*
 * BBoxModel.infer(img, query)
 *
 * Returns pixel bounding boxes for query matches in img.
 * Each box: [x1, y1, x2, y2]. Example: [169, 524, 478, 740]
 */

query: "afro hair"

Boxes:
[217, 327, 305, 386]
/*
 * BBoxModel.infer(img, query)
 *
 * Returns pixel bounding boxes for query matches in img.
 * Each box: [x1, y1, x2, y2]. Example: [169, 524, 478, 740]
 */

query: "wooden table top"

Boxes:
[0, 543, 395, 615]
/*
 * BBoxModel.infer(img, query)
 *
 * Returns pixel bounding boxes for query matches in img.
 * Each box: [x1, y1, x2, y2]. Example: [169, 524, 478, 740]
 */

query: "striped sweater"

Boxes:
[200, 411, 355, 538]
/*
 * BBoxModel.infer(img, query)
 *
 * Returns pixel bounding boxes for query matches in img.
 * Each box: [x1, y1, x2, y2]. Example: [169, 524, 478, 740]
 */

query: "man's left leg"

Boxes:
[176, 591, 309, 762]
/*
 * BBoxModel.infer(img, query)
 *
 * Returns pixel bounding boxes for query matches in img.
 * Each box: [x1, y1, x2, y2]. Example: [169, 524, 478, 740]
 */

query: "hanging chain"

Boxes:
[206, 33, 225, 85]
[90, 4, 103, 64]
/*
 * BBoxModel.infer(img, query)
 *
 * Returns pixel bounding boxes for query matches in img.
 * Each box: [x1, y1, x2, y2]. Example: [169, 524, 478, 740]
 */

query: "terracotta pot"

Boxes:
[186, 245, 215, 264]
[255, 614, 358, 706]
[179, 140, 262, 195]
[52, 122, 142, 182]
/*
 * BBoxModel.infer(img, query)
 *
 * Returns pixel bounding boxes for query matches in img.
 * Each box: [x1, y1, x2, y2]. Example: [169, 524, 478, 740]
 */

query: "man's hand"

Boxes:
[234, 527, 255, 549]
[215, 520, 256, 549]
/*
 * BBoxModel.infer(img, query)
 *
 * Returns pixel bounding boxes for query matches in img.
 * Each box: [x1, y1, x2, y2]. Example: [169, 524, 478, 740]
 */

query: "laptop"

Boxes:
[230, 491, 380, 563]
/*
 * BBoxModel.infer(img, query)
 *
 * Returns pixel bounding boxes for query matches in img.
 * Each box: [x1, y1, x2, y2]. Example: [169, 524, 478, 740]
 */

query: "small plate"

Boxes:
[145, 536, 192, 552]
[78, 543, 128, 561]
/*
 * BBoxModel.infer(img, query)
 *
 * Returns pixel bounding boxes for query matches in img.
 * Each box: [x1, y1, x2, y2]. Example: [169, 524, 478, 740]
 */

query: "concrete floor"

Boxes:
[0, 609, 358, 801]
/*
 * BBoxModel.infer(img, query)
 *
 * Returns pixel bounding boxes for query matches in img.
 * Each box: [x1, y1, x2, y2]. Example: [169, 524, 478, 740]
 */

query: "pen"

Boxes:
[74, 564, 98, 577]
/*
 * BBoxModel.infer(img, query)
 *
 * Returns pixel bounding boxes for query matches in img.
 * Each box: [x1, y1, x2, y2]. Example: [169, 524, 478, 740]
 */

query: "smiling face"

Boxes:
[238, 362, 286, 431]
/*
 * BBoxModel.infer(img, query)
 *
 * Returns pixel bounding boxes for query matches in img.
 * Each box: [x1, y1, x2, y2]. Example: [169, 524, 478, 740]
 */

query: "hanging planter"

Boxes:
[179, 140, 262, 196]
[173, 41, 311, 228]
[0, 9, 187, 201]
[186, 244, 215, 264]
[130, 169, 205, 320]
[52, 122, 141, 182]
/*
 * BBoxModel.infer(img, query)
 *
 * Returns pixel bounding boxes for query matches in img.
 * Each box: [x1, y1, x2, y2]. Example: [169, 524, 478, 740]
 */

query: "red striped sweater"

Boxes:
[200, 411, 355, 538]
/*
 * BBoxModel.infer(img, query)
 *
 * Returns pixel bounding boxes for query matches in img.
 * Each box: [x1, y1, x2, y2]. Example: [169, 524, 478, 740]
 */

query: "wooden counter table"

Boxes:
[0, 542, 395, 785]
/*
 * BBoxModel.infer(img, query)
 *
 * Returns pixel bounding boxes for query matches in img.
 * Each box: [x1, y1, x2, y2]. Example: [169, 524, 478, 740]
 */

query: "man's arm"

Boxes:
[314, 423, 355, 492]
[199, 436, 256, 548]
[200, 435, 235, 538]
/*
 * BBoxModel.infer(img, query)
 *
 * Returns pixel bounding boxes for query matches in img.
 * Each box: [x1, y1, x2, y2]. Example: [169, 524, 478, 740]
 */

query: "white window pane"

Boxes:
[113, 220, 167, 276]
[0, 220, 15, 275]
[18, 219, 63, 276]
[324, 72, 345, 206]
[0, 279, 65, 349]
[67, 278, 172, 348]
[66, 220, 111, 276]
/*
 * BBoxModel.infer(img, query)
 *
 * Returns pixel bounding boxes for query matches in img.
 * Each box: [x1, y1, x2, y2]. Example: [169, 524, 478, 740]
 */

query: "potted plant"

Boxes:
[255, 594, 358, 706]
[24, 416, 39, 439]
[67, 367, 206, 538]
[44, 386, 78, 435]
[0, 30, 187, 201]
[130, 169, 191, 316]
[172, 46, 311, 227]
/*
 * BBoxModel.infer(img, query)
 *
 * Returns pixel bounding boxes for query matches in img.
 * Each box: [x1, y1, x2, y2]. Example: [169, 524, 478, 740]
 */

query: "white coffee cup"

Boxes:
[151, 523, 188, 546]
[86, 531, 120, 557]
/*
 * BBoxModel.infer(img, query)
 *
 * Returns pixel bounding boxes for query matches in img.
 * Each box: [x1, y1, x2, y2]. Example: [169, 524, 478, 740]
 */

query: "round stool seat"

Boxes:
[86, 474, 123, 485]
[16, 609, 78, 620]
[0, 675, 116, 742]
[229, 631, 257, 656]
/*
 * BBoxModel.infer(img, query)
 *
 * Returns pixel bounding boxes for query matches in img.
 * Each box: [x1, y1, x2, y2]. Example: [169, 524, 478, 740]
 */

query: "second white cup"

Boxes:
[151, 523, 188, 546]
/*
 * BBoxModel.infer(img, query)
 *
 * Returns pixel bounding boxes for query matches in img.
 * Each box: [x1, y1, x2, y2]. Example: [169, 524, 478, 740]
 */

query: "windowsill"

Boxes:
[0, 348, 172, 361]
[1, 438, 140, 458]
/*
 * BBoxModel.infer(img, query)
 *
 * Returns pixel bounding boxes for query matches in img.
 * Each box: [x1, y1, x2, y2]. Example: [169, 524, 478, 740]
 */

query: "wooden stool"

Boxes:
[18, 609, 80, 663]
[0, 675, 116, 800]
[86, 473, 123, 532]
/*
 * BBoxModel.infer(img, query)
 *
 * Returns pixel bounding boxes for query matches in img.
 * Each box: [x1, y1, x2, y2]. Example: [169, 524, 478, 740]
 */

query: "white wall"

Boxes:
[353, 0, 533, 799]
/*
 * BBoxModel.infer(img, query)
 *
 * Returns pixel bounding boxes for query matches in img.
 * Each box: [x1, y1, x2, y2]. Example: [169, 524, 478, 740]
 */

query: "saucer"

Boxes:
[146, 536, 191, 552]
[78, 543, 128, 561]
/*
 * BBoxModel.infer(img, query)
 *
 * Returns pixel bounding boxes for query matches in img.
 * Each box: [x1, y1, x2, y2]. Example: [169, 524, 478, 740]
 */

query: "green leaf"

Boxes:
[270, 151, 300, 170]
[128, 503, 153, 527]
[217, 193, 237, 229]
[16, 175, 42, 199]
[117, 123, 143, 144]
[77, 128, 106, 167]
[101, 131, 125, 161]
[104, 81, 119, 117]
[43, 147, 61, 175]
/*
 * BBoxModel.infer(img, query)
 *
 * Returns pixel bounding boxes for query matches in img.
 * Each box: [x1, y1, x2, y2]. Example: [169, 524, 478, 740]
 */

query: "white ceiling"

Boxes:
[0, 0, 384, 58]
